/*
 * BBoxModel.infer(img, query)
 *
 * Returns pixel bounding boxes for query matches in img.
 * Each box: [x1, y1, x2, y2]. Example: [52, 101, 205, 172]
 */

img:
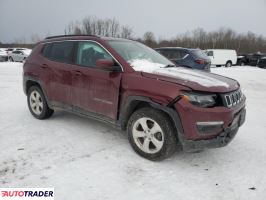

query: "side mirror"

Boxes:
[96, 59, 120, 72]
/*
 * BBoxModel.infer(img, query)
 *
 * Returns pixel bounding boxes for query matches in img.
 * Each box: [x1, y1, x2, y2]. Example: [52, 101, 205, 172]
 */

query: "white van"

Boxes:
[205, 49, 237, 67]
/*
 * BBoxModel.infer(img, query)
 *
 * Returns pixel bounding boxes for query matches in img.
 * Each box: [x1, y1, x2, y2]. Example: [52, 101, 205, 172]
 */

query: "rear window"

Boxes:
[159, 49, 187, 60]
[43, 41, 75, 63]
[191, 50, 209, 59]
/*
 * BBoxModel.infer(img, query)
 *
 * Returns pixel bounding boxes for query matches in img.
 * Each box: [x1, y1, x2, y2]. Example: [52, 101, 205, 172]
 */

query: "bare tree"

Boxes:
[65, 17, 266, 53]
[143, 31, 157, 47]
[120, 25, 133, 39]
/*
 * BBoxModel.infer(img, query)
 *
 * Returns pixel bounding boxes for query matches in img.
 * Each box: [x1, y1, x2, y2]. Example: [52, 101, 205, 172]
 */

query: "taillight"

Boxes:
[195, 59, 206, 65]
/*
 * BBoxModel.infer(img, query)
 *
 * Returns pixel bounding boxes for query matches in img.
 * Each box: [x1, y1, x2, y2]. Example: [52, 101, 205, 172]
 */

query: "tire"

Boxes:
[225, 61, 232, 67]
[27, 86, 54, 119]
[240, 62, 245, 66]
[127, 107, 178, 161]
[8, 57, 13, 62]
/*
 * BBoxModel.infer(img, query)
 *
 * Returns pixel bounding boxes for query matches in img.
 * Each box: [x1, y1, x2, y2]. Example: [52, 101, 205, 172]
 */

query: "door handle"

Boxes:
[41, 64, 48, 69]
[73, 70, 83, 76]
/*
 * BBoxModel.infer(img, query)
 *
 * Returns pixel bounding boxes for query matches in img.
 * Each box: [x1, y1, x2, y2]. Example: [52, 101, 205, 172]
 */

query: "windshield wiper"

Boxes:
[163, 64, 176, 68]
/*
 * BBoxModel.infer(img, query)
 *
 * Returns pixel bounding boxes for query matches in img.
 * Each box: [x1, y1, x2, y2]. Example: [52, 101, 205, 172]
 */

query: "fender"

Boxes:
[119, 96, 184, 137]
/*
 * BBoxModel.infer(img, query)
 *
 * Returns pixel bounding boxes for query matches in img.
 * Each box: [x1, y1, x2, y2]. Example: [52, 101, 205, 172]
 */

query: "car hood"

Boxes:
[141, 67, 239, 93]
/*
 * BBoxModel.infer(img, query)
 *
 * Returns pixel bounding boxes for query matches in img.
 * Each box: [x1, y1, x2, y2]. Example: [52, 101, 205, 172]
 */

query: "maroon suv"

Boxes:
[23, 35, 246, 160]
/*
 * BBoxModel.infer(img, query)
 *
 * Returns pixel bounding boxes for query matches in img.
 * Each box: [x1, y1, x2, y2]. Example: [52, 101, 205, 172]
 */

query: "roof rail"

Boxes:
[45, 34, 99, 40]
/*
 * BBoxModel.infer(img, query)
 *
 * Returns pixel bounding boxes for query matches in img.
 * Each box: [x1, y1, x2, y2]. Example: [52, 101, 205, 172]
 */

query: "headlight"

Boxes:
[181, 92, 217, 108]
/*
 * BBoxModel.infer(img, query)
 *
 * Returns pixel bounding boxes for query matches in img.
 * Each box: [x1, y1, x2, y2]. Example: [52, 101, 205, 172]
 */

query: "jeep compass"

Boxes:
[23, 35, 246, 160]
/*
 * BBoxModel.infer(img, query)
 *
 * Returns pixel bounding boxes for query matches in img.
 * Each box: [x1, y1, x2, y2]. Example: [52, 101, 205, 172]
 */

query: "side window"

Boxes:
[207, 51, 213, 56]
[49, 41, 75, 63]
[167, 50, 183, 60]
[13, 51, 20, 54]
[158, 50, 167, 57]
[76, 41, 113, 67]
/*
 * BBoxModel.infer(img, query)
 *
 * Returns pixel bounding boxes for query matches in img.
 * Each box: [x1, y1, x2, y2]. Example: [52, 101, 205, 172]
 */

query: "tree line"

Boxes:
[1, 16, 266, 54]
[64, 16, 266, 54]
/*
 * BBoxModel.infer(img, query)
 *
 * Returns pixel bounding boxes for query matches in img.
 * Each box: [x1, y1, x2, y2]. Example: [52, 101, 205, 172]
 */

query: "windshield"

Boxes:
[107, 40, 174, 71]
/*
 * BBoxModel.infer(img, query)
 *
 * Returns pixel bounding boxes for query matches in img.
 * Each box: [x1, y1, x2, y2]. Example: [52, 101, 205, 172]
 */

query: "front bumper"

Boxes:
[181, 108, 246, 152]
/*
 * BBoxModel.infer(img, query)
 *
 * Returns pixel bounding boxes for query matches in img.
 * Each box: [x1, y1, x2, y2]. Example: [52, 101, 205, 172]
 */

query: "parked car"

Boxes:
[248, 53, 266, 66]
[206, 49, 237, 67]
[0, 49, 8, 62]
[6, 48, 28, 55]
[9, 49, 31, 62]
[23, 35, 246, 160]
[236, 54, 248, 66]
[258, 57, 266, 68]
[155, 47, 211, 71]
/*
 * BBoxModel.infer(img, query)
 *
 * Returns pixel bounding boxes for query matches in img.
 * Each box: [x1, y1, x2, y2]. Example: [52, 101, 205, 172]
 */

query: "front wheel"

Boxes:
[27, 86, 54, 119]
[127, 108, 178, 161]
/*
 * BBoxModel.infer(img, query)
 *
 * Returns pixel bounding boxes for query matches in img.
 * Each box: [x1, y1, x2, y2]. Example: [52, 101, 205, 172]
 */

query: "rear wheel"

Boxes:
[27, 86, 54, 119]
[127, 108, 177, 161]
[8, 57, 13, 62]
[225, 61, 232, 67]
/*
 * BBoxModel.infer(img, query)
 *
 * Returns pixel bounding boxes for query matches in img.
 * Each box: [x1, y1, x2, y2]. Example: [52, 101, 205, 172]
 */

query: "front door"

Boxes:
[71, 41, 122, 120]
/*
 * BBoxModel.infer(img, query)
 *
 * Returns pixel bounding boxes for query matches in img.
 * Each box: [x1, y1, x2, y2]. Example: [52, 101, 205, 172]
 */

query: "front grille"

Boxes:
[222, 89, 244, 108]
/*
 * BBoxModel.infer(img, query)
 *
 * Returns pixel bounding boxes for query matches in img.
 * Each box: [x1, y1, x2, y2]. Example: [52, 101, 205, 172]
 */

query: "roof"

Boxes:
[43, 35, 131, 42]
[45, 34, 99, 40]
[155, 47, 199, 51]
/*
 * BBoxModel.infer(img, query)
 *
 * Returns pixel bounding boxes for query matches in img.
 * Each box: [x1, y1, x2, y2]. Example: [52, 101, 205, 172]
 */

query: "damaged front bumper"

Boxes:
[181, 108, 246, 152]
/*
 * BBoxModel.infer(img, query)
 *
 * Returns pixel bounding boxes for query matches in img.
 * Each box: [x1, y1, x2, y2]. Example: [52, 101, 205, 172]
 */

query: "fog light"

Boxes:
[196, 121, 224, 134]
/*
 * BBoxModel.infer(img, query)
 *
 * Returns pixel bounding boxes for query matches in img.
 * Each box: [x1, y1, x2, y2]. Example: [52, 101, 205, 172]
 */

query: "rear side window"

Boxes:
[44, 41, 75, 63]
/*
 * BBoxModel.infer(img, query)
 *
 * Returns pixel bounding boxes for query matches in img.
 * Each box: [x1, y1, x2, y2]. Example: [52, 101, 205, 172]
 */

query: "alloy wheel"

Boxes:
[132, 117, 164, 154]
[29, 90, 44, 115]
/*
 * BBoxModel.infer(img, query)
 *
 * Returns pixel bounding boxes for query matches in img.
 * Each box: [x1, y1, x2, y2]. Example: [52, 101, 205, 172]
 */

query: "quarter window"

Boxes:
[76, 41, 113, 67]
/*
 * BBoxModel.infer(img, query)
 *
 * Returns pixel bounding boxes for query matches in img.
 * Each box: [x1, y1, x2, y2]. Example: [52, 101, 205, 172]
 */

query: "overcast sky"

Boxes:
[0, 0, 266, 43]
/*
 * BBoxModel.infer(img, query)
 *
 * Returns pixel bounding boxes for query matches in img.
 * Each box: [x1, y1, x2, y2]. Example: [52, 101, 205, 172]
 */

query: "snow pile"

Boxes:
[128, 59, 164, 72]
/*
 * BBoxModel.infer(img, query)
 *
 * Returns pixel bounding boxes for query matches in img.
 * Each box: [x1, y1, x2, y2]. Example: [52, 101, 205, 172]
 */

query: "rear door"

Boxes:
[71, 41, 122, 119]
[43, 41, 75, 106]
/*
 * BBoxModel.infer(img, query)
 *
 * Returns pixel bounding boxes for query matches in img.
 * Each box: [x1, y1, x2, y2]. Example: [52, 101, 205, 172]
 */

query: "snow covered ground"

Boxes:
[0, 62, 266, 200]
